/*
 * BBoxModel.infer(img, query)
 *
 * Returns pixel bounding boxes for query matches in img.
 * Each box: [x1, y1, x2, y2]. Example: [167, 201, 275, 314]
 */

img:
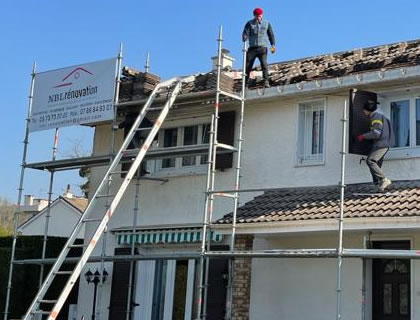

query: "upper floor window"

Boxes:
[381, 96, 420, 151]
[390, 100, 410, 148]
[146, 111, 235, 175]
[158, 123, 210, 170]
[297, 100, 326, 165]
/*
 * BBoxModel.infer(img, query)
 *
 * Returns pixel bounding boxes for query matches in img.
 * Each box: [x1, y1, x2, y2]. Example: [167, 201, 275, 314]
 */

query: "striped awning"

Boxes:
[116, 229, 223, 245]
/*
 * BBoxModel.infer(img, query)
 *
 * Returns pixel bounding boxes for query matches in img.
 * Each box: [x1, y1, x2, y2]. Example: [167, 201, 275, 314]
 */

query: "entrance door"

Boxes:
[372, 241, 410, 320]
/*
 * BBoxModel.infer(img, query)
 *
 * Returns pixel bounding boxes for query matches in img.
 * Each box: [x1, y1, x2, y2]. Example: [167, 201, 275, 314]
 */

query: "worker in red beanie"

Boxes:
[242, 7, 276, 88]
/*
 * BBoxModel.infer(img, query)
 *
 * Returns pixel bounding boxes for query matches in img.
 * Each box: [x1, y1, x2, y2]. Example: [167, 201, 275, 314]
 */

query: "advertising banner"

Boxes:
[29, 58, 117, 132]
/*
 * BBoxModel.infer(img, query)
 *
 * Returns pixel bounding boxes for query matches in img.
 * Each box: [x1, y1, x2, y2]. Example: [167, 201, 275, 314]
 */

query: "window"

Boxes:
[391, 100, 410, 147]
[297, 100, 326, 165]
[416, 99, 420, 145]
[162, 128, 178, 168]
[382, 95, 420, 157]
[158, 123, 210, 171]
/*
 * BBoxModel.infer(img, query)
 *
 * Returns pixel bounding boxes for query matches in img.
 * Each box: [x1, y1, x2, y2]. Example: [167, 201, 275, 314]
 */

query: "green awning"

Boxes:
[116, 229, 222, 245]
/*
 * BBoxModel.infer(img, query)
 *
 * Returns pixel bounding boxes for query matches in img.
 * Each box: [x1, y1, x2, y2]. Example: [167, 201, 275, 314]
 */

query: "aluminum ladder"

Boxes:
[22, 76, 188, 320]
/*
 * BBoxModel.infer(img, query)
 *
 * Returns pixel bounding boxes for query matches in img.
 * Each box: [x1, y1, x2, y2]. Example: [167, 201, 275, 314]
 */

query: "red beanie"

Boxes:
[253, 8, 263, 16]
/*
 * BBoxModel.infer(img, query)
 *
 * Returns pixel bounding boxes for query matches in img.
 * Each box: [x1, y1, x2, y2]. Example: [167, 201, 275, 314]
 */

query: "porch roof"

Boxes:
[217, 180, 420, 224]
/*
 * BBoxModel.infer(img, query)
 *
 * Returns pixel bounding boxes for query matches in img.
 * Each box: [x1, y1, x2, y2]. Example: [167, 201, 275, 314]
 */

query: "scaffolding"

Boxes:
[4, 25, 420, 320]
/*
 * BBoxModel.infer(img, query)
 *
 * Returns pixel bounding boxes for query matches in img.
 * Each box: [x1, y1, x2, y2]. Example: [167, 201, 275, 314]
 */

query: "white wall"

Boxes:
[89, 88, 420, 236]
[249, 231, 420, 320]
[19, 200, 84, 238]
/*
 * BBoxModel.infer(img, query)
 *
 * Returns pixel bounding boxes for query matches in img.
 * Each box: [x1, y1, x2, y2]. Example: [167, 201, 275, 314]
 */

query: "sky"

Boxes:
[0, 0, 419, 202]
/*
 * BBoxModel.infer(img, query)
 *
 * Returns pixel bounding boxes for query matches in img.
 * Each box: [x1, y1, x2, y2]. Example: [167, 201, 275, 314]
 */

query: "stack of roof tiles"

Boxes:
[181, 72, 235, 93]
[217, 180, 420, 224]
[119, 67, 161, 102]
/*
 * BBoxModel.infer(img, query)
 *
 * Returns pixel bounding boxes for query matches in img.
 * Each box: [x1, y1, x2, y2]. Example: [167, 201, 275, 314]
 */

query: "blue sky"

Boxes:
[0, 0, 419, 202]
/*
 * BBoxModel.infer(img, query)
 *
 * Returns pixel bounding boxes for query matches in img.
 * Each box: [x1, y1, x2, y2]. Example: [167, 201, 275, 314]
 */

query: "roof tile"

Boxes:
[217, 180, 420, 224]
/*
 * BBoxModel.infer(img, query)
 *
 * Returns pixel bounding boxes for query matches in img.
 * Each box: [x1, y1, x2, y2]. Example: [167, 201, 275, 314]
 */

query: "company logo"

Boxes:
[54, 67, 93, 88]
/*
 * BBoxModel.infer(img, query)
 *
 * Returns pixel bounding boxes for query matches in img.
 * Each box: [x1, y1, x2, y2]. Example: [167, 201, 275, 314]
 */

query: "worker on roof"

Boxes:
[357, 101, 392, 191]
[242, 7, 276, 88]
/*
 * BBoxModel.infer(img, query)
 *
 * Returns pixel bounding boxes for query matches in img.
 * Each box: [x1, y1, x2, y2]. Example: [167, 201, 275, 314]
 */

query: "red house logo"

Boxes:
[54, 67, 93, 88]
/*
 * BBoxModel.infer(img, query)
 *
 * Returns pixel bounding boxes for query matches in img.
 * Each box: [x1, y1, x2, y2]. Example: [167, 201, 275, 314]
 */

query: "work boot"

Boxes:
[378, 178, 392, 192]
[264, 79, 270, 88]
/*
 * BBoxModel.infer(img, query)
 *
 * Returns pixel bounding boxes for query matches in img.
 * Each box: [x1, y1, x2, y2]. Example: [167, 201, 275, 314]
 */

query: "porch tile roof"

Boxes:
[216, 180, 420, 224]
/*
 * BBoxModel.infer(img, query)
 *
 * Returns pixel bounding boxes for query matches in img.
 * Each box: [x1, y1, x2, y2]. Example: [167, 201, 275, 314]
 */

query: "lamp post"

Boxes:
[85, 268, 108, 320]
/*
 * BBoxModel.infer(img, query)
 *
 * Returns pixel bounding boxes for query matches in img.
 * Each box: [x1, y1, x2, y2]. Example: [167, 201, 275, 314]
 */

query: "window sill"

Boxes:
[295, 160, 326, 168]
[386, 147, 420, 160]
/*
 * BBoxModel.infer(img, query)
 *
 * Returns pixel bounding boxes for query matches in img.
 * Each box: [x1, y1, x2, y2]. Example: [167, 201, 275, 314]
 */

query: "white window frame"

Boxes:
[295, 98, 327, 166]
[133, 258, 196, 320]
[147, 121, 210, 177]
[379, 91, 420, 159]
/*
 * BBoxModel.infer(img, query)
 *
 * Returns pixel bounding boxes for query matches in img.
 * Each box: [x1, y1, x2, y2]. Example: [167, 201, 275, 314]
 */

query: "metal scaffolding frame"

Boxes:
[195, 26, 247, 320]
[4, 25, 420, 320]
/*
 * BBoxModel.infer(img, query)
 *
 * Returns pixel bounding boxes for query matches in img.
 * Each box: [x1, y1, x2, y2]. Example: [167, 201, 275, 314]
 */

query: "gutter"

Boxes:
[246, 64, 420, 101]
[213, 216, 420, 235]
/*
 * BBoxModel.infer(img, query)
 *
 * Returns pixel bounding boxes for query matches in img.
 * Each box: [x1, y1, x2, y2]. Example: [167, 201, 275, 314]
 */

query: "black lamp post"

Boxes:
[85, 268, 108, 320]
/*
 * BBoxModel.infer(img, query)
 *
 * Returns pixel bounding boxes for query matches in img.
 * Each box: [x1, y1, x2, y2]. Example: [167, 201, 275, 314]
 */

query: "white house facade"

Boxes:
[75, 39, 420, 320]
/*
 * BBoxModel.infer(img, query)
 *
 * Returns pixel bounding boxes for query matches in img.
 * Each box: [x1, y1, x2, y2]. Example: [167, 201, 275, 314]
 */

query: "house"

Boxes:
[75, 39, 420, 320]
[18, 195, 48, 226]
[18, 186, 87, 238]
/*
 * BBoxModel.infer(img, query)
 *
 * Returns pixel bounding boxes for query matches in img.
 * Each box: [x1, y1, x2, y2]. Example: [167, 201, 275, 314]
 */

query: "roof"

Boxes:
[217, 180, 420, 224]
[119, 39, 420, 101]
[18, 196, 88, 229]
[62, 197, 88, 213]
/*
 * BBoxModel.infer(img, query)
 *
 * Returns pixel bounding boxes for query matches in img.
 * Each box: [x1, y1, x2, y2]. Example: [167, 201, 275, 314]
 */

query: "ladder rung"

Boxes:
[109, 171, 129, 175]
[95, 194, 115, 198]
[135, 127, 152, 131]
[82, 218, 102, 223]
[213, 192, 237, 199]
[54, 271, 73, 275]
[38, 300, 58, 304]
[219, 89, 243, 101]
[216, 143, 237, 151]
[68, 244, 86, 248]
[32, 310, 51, 314]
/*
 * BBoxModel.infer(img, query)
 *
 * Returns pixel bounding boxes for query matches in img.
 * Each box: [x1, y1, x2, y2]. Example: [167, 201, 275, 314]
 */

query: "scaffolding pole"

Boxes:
[123, 51, 152, 320]
[225, 40, 247, 320]
[336, 99, 348, 320]
[3, 61, 36, 320]
[96, 43, 123, 320]
[39, 128, 59, 287]
[125, 176, 141, 320]
[203, 25, 225, 320]
[197, 25, 225, 320]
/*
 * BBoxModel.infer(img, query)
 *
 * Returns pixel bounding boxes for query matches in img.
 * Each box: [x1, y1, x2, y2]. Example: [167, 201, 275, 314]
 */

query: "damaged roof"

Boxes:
[119, 39, 420, 101]
[217, 180, 420, 224]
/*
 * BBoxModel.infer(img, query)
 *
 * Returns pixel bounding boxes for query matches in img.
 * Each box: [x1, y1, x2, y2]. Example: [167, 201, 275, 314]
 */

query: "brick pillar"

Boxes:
[231, 234, 254, 320]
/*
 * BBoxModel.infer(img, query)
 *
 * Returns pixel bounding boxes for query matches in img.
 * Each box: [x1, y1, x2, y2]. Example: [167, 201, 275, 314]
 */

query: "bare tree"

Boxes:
[0, 197, 15, 235]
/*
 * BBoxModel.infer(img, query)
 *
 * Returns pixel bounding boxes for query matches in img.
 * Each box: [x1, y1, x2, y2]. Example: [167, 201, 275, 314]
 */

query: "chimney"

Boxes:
[64, 184, 73, 199]
[212, 49, 235, 71]
[24, 195, 34, 206]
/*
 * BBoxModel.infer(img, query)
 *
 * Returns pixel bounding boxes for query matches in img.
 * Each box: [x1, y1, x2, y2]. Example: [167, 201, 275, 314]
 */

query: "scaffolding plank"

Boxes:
[25, 144, 235, 171]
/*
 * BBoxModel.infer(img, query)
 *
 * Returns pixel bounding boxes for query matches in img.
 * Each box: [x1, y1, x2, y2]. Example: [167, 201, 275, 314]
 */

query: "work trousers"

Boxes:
[366, 147, 389, 184]
[246, 46, 268, 81]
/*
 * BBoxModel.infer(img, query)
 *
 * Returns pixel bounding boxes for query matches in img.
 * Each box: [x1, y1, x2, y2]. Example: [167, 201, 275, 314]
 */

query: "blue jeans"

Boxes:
[246, 46, 268, 81]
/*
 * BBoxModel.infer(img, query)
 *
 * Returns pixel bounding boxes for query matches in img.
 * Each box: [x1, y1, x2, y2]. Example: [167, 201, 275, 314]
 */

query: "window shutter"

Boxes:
[348, 89, 376, 155]
[216, 111, 236, 170]
[108, 247, 137, 320]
